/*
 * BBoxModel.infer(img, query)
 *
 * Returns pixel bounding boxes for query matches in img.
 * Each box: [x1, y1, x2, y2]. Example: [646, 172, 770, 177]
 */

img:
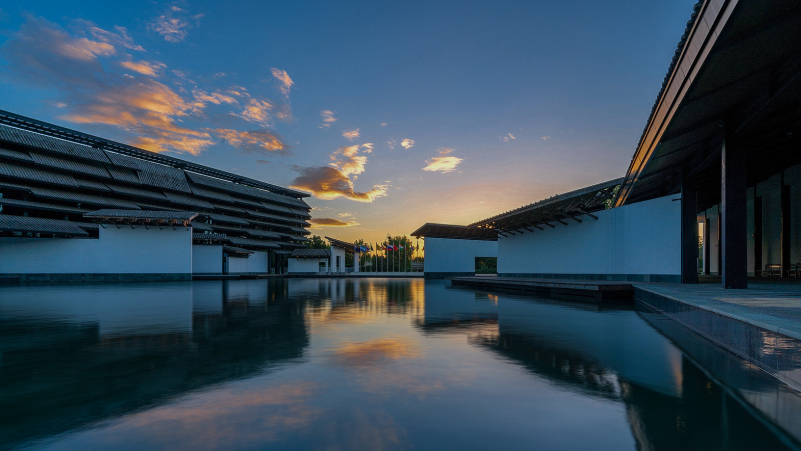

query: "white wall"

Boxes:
[498, 195, 681, 280]
[226, 251, 269, 274]
[424, 237, 498, 277]
[288, 257, 327, 274]
[0, 226, 192, 274]
[331, 247, 346, 272]
[193, 245, 222, 274]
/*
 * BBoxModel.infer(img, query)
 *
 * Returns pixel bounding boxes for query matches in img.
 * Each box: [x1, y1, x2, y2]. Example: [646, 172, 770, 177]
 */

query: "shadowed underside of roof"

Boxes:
[469, 178, 622, 231]
[410, 223, 498, 241]
[83, 209, 199, 222]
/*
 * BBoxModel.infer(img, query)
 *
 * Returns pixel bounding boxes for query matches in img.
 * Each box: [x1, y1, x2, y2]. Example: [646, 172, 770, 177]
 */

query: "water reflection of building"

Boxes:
[419, 286, 800, 450]
[0, 280, 309, 449]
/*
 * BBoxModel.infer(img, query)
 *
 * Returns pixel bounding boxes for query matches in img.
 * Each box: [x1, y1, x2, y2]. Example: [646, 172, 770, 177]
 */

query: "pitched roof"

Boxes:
[292, 248, 330, 258]
[0, 214, 89, 236]
[410, 223, 497, 241]
[84, 209, 199, 221]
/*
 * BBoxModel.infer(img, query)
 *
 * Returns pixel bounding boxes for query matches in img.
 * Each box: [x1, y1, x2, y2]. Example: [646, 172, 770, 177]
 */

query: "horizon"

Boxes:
[0, 0, 697, 244]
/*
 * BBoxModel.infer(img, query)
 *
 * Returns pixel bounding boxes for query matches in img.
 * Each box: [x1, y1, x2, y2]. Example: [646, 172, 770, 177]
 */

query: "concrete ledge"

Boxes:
[634, 286, 801, 391]
[452, 276, 633, 302]
[424, 272, 475, 279]
[5, 273, 192, 283]
[499, 273, 681, 283]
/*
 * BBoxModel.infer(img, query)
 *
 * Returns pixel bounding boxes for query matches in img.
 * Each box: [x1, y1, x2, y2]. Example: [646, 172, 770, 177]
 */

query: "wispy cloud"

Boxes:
[502, 133, 515, 142]
[290, 144, 387, 202]
[386, 139, 396, 150]
[342, 129, 360, 140]
[400, 138, 414, 149]
[208, 128, 289, 155]
[423, 148, 463, 173]
[120, 60, 166, 77]
[271, 68, 293, 97]
[309, 217, 360, 228]
[380, 122, 387, 127]
[361, 143, 374, 153]
[542, 135, 551, 141]
[0, 17, 287, 156]
[320, 110, 336, 128]
[149, 7, 203, 43]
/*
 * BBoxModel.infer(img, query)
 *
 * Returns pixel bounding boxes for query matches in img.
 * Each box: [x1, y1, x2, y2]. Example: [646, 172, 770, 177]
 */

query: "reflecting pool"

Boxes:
[1, 279, 800, 450]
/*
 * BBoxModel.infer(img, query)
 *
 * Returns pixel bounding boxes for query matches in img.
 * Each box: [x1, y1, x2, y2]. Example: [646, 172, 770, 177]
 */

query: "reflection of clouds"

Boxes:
[50, 381, 321, 449]
[334, 337, 421, 367]
[356, 364, 473, 400]
[319, 408, 409, 451]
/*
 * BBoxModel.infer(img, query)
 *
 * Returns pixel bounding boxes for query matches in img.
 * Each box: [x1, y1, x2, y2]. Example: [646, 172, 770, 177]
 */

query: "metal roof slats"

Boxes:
[0, 161, 79, 187]
[0, 197, 91, 214]
[162, 190, 214, 209]
[30, 186, 141, 209]
[188, 184, 237, 203]
[243, 209, 305, 225]
[0, 147, 33, 162]
[292, 249, 330, 258]
[106, 183, 169, 201]
[287, 207, 312, 219]
[107, 166, 142, 184]
[225, 236, 281, 249]
[0, 214, 89, 236]
[201, 212, 250, 225]
[288, 226, 310, 234]
[135, 159, 191, 193]
[103, 150, 143, 170]
[208, 202, 247, 214]
[245, 229, 280, 239]
[134, 201, 181, 211]
[193, 232, 226, 239]
[0, 181, 31, 192]
[186, 171, 301, 207]
[223, 245, 253, 255]
[0, 124, 111, 164]
[29, 152, 111, 179]
[75, 178, 112, 191]
[84, 209, 198, 221]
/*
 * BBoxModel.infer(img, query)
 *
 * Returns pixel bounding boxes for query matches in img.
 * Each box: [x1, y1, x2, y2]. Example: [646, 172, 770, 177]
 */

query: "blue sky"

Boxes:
[0, 0, 696, 243]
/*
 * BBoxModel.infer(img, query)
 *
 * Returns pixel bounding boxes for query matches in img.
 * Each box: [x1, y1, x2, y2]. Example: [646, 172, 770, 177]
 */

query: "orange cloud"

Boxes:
[320, 110, 336, 128]
[291, 143, 387, 202]
[209, 128, 288, 155]
[400, 138, 414, 149]
[120, 60, 166, 77]
[271, 68, 293, 96]
[310, 217, 359, 228]
[2, 17, 288, 157]
[342, 129, 360, 140]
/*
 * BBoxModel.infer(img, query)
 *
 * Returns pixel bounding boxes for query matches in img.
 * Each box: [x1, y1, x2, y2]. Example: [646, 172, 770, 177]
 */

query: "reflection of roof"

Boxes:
[469, 179, 622, 233]
[411, 223, 497, 241]
[292, 249, 330, 258]
[0, 214, 89, 237]
[84, 209, 198, 222]
[325, 236, 355, 252]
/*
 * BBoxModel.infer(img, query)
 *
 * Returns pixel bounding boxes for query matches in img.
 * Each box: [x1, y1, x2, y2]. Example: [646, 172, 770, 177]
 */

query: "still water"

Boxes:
[1, 278, 800, 451]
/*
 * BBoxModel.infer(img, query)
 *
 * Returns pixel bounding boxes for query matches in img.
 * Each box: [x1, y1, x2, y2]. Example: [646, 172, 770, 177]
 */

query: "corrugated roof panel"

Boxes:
[106, 183, 168, 201]
[188, 184, 236, 203]
[226, 236, 281, 249]
[0, 161, 78, 187]
[162, 190, 214, 209]
[75, 178, 112, 191]
[30, 186, 141, 209]
[103, 150, 142, 169]
[0, 124, 111, 163]
[208, 202, 247, 214]
[0, 197, 91, 214]
[202, 212, 250, 225]
[29, 152, 111, 179]
[190, 221, 214, 232]
[107, 166, 141, 184]
[0, 214, 89, 236]
[137, 159, 191, 193]
[84, 209, 197, 221]
[0, 147, 33, 162]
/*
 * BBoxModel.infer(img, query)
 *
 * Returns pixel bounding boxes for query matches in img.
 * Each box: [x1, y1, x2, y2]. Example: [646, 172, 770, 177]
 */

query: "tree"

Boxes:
[307, 235, 329, 249]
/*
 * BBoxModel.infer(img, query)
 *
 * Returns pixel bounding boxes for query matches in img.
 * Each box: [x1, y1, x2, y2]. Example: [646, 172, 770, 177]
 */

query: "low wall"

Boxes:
[193, 245, 222, 274]
[424, 238, 498, 279]
[0, 226, 192, 279]
[288, 257, 326, 274]
[228, 251, 269, 274]
[498, 195, 681, 281]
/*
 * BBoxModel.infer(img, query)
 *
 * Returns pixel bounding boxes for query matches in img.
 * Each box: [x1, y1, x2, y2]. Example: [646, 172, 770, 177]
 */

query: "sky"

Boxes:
[0, 0, 697, 244]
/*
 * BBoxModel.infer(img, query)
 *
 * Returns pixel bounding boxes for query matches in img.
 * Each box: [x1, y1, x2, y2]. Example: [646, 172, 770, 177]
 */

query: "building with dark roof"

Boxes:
[0, 109, 312, 279]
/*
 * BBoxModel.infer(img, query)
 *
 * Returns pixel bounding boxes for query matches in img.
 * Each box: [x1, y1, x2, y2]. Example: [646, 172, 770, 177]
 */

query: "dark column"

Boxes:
[704, 217, 711, 275]
[782, 181, 791, 276]
[721, 137, 748, 289]
[754, 196, 762, 275]
[681, 171, 699, 284]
